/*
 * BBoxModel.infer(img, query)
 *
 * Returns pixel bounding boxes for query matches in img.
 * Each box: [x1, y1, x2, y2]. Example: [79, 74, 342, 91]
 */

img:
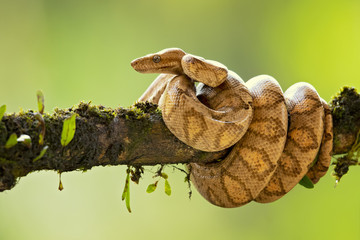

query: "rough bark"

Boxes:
[0, 87, 359, 192]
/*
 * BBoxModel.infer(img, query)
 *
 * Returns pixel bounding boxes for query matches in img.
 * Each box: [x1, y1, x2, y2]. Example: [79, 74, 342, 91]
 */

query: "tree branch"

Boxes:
[0, 87, 359, 192]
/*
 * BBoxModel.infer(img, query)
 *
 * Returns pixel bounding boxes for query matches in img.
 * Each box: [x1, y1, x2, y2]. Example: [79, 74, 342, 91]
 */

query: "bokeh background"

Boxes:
[0, 0, 359, 239]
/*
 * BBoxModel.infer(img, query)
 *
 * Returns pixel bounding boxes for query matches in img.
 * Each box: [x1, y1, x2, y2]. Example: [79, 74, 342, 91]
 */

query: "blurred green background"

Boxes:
[0, 0, 359, 239]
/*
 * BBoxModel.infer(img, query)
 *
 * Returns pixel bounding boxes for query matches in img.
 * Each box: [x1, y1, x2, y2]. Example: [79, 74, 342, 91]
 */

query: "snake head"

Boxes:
[131, 48, 186, 75]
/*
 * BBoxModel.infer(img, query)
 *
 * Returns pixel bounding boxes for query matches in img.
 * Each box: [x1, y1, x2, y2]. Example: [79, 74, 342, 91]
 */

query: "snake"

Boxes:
[131, 48, 333, 208]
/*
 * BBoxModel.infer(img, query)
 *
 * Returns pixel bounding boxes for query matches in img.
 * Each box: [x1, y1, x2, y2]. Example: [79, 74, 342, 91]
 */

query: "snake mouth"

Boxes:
[131, 57, 165, 73]
[131, 57, 184, 75]
[131, 58, 148, 73]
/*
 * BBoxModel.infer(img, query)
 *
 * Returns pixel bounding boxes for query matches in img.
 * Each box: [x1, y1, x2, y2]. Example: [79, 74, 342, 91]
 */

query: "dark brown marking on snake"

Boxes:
[256, 174, 287, 199]
[289, 94, 323, 116]
[277, 149, 302, 177]
[212, 124, 244, 149]
[221, 167, 253, 206]
[287, 126, 320, 151]
[305, 101, 333, 184]
[190, 59, 218, 82]
[182, 107, 208, 144]
[315, 163, 329, 172]
[247, 117, 287, 142]
[253, 88, 285, 110]
[238, 145, 277, 181]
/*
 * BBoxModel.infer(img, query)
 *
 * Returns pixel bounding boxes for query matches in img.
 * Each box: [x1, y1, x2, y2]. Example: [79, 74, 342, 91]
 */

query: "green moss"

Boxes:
[329, 87, 360, 181]
[0, 122, 7, 144]
[0, 100, 163, 190]
[330, 87, 360, 134]
[78, 166, 90, 172]
[117, 102, 161, 161]
[133, 101, 160, 114]
[11, 166, 27, 178]
[118, 101, 161, 121]
[0, 157, 15, 164]
[73, 102, 117, 123]
[332, 156, 358, 182]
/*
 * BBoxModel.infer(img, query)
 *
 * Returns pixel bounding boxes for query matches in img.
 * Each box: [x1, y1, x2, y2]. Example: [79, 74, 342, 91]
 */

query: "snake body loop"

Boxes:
[131, 48, 333, 208]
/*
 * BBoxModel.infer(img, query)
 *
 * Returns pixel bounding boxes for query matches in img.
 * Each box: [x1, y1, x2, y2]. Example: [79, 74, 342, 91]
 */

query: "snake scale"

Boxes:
[131, 48, 333, 208]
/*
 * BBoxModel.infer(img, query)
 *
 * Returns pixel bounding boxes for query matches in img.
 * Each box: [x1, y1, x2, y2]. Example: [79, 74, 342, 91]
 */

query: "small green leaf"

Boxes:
[61, 113, 76, 147]
[146, 182, 158, 193]
[125, 183, 131, 213]
[164, 179, 171, 196]
[161, 172, 168, 179]
[0, 105, 6, 121]
[5, 133, 17, 149]
[17, 134, 32, 148]
[122, 171, 129, 200]
[122, 168, 131, 213]
[37, 90, 45, 114]
[33, 145, 49, 162]
[299, 175, 314, 189]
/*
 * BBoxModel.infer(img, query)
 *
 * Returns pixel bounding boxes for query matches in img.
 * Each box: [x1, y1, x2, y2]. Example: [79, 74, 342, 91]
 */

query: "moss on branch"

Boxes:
[0, 102, 227, 191]
[0, 86, 359, 192]
[330, 87, 360, 153]
[329, 87, 360, 181]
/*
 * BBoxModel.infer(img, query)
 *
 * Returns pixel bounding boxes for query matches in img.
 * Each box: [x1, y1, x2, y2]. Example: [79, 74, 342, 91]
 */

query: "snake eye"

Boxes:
[152, 55, 161, 63]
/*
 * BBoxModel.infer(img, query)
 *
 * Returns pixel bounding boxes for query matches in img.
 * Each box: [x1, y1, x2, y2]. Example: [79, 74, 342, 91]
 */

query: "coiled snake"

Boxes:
[131, 48, 333, 208]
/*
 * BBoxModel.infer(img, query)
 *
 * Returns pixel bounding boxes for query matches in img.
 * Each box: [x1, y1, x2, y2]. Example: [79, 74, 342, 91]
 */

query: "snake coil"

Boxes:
[131, 48, 333, 208]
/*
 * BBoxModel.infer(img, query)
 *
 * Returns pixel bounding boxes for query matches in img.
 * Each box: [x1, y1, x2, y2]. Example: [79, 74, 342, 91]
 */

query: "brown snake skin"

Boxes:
[131, 48, 333, 208]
